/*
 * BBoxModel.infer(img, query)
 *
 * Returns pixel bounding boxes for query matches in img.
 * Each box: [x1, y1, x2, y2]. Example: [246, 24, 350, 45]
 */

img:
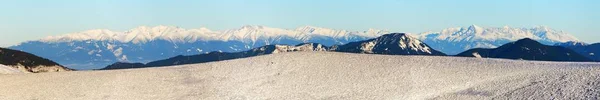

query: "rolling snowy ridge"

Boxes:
[1, 52, 599, 99]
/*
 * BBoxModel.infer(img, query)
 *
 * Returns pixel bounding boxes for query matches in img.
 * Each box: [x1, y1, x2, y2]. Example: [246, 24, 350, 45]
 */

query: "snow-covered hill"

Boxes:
[1, 52, 599, 99]
[417, 25, 579, 55]
[0, 64, 21, 74]
[0, 48, 72, 73]
[457, 38, 591, 62]
[556, 42, 600, 61]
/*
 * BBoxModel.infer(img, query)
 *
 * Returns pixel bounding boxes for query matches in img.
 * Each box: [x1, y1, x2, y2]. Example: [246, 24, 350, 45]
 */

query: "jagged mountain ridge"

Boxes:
[555, 41, 589, 47]
[456, 38, 591, 62]
[39, 25, 387, 44]
[417, 25, 579, 55]
[0, 48, 72, 73]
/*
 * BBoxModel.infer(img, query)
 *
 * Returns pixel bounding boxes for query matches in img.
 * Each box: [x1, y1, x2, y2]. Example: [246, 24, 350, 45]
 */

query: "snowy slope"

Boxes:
[0, 48, 72, 73]
[417, 25, 579, 55]
[0, 64, 21, 74]
[1, 52, 599, 99]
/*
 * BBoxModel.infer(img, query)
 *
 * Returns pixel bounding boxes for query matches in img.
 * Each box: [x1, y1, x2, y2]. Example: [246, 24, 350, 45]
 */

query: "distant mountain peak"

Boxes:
[332, 33, 445, 55]
[465, 24, 484, 34]
[295, 25, 347, 36]
[380, 33, 408, 38]
[513, 38, 539, 44]
[378, 33, 438, 54]
[555, 41, 589, 47]
[467, 24, 481, 29]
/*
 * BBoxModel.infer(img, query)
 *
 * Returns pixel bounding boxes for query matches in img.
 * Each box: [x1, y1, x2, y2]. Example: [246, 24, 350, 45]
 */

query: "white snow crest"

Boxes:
[40, 25, 388, 44]
[417, 25, 579, 42]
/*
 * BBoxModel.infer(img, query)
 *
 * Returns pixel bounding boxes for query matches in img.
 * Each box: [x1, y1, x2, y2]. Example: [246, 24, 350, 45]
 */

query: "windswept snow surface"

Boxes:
[0, 64, 21, 74]
[1, 52, 599, 99]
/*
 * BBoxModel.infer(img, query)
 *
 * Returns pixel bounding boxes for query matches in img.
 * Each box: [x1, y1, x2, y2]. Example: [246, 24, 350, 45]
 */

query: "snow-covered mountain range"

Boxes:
[39, 25, 387, 45]
[9, 25, 579, 69]
[417, 25, 579, 54]
[11, 25, 387, 69]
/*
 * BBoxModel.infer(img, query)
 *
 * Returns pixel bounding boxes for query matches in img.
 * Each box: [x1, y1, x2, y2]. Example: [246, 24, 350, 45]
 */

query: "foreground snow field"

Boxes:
[1, 52, 599, 99]
[0, 65, 22, 74]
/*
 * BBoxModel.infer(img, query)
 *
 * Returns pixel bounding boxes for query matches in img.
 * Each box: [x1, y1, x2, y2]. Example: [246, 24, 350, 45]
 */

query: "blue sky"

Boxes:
[0, 0, 598, 47]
